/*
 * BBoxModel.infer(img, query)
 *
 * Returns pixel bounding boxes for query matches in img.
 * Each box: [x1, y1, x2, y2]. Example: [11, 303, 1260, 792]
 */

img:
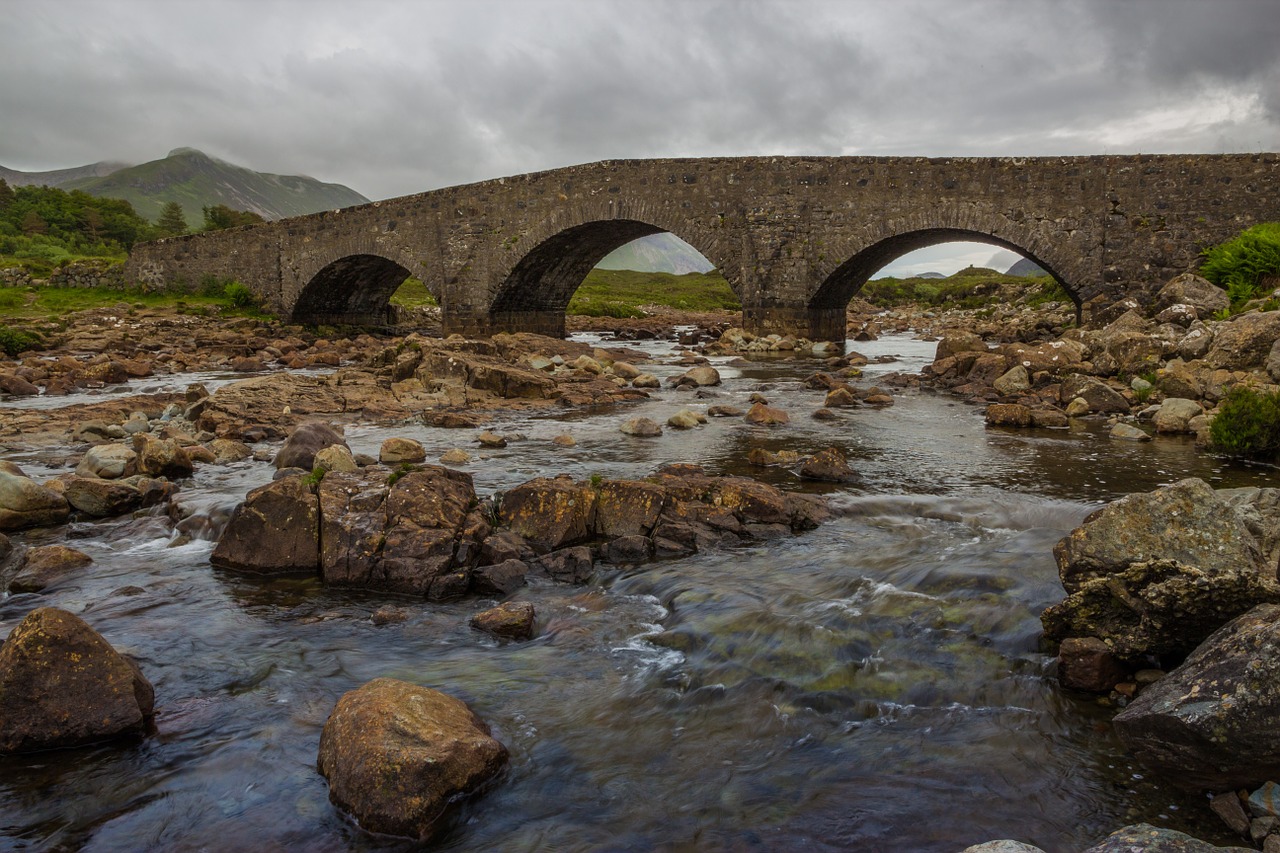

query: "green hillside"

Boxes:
[60, 148, 368, 223]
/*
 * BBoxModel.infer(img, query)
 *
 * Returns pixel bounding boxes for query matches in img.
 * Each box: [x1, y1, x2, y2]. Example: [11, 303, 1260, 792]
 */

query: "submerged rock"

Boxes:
[0, 607, 154, 754]
[317, 678, 508, 840]
[1082, 824, 1252, 852]
[471, 601, 536, 640]
[9, 545, 93, 593]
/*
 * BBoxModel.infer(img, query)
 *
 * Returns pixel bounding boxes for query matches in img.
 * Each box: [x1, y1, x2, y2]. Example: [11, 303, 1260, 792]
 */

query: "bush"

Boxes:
[223, 281, 256, 308]
[1209, 386, 1280, 461]
[0, 327, 43, 356]
[1199, 222, 1280, 307]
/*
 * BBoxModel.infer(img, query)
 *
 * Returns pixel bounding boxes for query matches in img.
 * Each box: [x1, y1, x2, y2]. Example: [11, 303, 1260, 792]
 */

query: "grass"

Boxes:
[568, 269, 740, 316]
[861, 268, 1069, 310]
[0, 282, 270, 322]
[389, 276, 439, 308]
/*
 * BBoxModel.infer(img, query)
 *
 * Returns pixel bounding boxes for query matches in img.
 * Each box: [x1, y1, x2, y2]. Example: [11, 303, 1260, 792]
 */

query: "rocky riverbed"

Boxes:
[4, 273, 1280, 850]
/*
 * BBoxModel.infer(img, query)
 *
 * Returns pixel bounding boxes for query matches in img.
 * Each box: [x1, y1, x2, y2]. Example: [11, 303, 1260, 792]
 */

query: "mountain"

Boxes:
[28, 148, 371, 223]
[915, 271, 946, 279]
[1006, 257, 1048, 277]
[595, 232, 715, 274]
[0, 160, 130, 188]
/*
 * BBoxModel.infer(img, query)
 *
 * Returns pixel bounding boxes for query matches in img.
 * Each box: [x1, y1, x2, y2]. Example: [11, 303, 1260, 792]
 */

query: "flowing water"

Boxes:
[1, 333, 1273, 852]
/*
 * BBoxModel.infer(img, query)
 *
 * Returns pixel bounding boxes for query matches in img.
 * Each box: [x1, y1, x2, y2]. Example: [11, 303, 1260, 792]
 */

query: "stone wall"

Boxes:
[2, 261, 127, 290]
[125, 154, 1280, 341]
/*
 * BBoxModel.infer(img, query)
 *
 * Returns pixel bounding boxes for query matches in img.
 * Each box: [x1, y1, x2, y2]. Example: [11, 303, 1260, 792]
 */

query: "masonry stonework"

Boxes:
[125, 154, 1279, 341]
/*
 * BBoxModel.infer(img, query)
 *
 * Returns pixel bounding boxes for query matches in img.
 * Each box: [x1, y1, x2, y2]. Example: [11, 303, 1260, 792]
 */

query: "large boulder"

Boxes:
[935, 330, 987, 361]
[1152, 397, 1204, 434]
[320, 466, 486, 597]
[594, 480, 665, 538]
[317, 678, 508, 840]
[8, 545, 93, 593]
[1058, 375, 1130, 414]
[275, 421, 349, 471]
[1052, 478, 1264, 593]
[75, 443, 137, 479]
[1205, 311, 1280, 371]
[1153, 272, 1230, 317]
[799, 448, 861, 483]
[211, 474, 321, 575]
[1113, 604, 1280, 792]
[1043, 478, 1280, 660]
[499, 477, 597, 552]
[0, 470, 70, 531]
[132, 434, 194, 479]
[0, 607, 154, 754]
[1082, 824, 1252, 852]
[63, 477, 144, 517]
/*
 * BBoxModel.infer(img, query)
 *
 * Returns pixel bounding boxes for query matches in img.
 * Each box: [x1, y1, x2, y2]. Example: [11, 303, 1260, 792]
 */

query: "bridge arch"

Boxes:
[291, 253, 422, 326]
[809, 208, 1090, 321]
[477, 209, 736, 337]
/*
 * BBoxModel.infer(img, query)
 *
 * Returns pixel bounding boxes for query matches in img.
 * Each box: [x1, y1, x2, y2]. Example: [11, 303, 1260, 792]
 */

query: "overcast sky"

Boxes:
[3, 0, 1278, 276]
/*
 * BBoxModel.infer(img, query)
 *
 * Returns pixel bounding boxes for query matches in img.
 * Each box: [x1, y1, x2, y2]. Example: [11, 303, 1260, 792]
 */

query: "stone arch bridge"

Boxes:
[125, 154, 1278, 342]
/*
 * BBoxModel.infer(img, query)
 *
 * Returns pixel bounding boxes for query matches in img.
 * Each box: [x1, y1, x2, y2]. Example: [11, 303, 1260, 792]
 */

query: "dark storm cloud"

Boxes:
[1, 0, 1276, 201]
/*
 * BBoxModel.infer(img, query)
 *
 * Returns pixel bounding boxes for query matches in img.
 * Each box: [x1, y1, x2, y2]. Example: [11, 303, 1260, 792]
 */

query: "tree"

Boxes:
[0, 178, 14, 211]
[157, 201, 188, 236]
[20, 209, 47, 235]
[202, 204, 265, 231]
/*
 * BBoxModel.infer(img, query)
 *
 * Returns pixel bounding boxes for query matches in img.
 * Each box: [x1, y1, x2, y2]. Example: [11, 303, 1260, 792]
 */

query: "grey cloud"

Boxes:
[1, 0, 1275, 201]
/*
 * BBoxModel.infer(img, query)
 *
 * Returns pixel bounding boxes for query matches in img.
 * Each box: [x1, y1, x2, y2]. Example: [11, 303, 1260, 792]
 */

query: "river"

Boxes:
[1, 332, 1270, 851]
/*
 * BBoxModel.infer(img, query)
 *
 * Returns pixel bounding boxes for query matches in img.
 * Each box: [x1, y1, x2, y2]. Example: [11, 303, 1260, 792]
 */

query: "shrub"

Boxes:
[1199, 222, 1280, 307]
[223, 281, 256, 308]
[1209, 386, 1280, 461]
[0, 327, 43, 356]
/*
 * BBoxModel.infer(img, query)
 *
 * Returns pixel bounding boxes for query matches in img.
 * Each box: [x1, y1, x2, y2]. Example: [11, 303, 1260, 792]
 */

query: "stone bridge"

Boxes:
[125, 154, 1278, 341]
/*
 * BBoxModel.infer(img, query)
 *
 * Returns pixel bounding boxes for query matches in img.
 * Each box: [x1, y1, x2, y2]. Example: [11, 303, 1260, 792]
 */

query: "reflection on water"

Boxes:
[0, 333, 1267, 851]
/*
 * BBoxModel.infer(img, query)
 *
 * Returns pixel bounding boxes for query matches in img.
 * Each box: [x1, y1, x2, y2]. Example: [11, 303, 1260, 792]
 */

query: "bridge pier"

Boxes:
[743, 306, 846, 344]
[442, 309, 566, 339]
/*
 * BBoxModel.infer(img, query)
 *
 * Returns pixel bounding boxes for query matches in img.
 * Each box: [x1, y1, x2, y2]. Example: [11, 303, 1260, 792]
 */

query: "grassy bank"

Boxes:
[861, 268, 1069, 310]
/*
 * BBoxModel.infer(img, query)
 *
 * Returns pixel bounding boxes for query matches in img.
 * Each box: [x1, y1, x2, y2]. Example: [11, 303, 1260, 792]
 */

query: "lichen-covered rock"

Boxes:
[985, 403, 1033, 427]
[470, 601, 536, 640]
[799, 448, 860, 483]
[314, 444, 358, 474]
[743, 402, 790, 425]
[500, 477, 596, 552]
[1113, 604, 1280, 792]
[211, 474, 320, 575]
[9, 545, 93, 593]
[1152, 397, 1204, 434]
[0, 607, 154, 754]
[1153, 272, 1230, 318]
[1053, 478, 1264, 593]
[317, 678, 508, 840]
[132, 434, 194, 479]
[1058, 375, 1130, 414]
[1082, 824, 1252, 852]
[1042, 556, 1280, 660]
[379, 437, 426, 464]
[275, 421, 348, 471]
[320, 466, 485, 597]
[594, 480, 665, 538]
[620, 417, 662, 436]
[1205, 311, 1280, 371]
[63, 477, 144, 517]
[935, 330, 987, 361]
[0, 470, 70, 531]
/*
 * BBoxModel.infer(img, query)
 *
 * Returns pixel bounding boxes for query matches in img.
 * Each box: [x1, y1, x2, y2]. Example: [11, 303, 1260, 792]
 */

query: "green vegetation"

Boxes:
[156, 201, 189, 236]
[202, 204, 265, 231]
[386, 462, 417, 487]
[389, 277, 438, 308]
[302, 466, 327, 488]
[1199, 222, 1280, 308]
[0, 327, 43, 356]
[1209, 386, 1280, 461]
[861, 267, 1069, 310]
[0, 180, 157, 275]
[569, 269, 740, 317]
[0, 280, 269, 323]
